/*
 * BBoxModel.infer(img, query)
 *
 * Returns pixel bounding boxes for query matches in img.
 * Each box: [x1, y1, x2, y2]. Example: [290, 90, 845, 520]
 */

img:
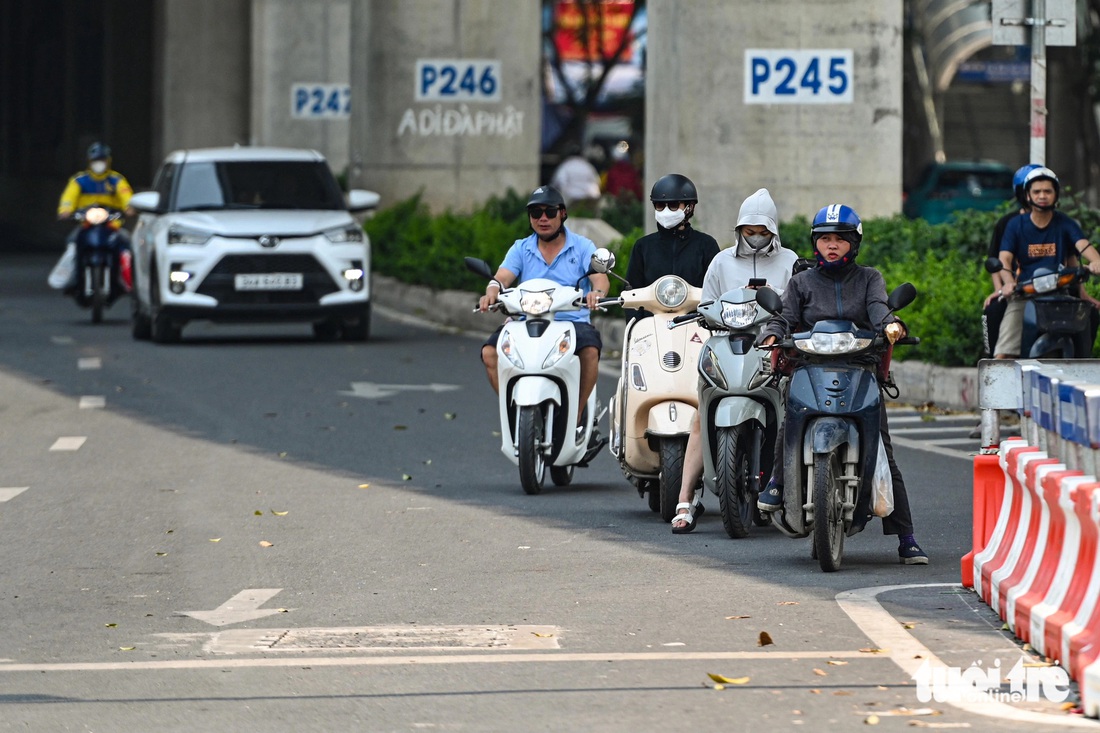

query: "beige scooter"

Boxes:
[605, 275, 709, 521]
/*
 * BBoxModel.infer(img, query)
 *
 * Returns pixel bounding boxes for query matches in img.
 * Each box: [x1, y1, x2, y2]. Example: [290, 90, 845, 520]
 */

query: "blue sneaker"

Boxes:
[757, 479, 783, 512]
[899, 541, 929, 565]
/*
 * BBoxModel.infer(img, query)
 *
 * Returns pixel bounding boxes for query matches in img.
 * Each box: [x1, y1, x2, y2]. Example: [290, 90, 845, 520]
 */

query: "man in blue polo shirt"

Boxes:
[478, 185, 610, 433]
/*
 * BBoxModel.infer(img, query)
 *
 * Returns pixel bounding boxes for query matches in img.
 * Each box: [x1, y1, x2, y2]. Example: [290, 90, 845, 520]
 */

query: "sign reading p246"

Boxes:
[744, 50, 852, 104]
[416, 59, 501, 102]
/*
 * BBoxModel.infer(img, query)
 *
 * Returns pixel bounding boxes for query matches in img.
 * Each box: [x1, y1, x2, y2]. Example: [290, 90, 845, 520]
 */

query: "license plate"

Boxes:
[234, 273, 303, 291]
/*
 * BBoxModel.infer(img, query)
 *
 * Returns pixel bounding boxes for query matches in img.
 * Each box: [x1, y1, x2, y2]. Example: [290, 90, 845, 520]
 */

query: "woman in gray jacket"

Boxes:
[756, 204, 928, 565]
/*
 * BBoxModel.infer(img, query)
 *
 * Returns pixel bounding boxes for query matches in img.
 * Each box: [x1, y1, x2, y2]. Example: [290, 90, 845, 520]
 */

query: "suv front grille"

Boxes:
[196, 254, 338, 304]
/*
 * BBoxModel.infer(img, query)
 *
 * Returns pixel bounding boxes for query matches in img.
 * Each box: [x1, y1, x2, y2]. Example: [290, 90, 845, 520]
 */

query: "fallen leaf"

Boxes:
[865, 714, 880, 725]
[254, 510, 263, 516]
[533, 632, 553, 638]
[833, 690, 852, 696]
[259, 540, 274, 548]
[394, 425, 407, 431]
[209, 538, 221, 542]
[165, 529, 174, 534]
[402, 474, 412, 481]
[712, 683, 725, 690]
[104, 623, 117, 628]
[777, 601, 799, 606]
[827, 660, 848, 666]
[725, 615, 751, 620]
[155, 552, 167, 557]
[903, 624, 917, 629]
[813, 668, 827, 676]
[358, 483, 370, 489]
[758, 631, 774, 647]
[272, 510, 289, 516]
[278, 452, 288, 458]
[444, 412, 456, 420]
[1060, 702, 1077, 711]
[277, 608, 289, 613]
[707, 673, 750, 684]
[118, 646, 135, 651]
[810, 689, 821, 694]
[859, 647, 887, 654]
[423, 459, 432, 465]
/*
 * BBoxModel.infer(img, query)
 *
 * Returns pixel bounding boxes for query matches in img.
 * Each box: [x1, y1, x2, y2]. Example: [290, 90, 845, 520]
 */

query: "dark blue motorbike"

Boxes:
[756, 284, 918, 572]
[69, 206, 129, 323]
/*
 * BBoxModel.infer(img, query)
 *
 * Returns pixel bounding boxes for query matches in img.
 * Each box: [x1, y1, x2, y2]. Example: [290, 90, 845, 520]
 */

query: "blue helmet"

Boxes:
[1012, 164, 1042, 207]
[87, 142, 111, 161]
[811, 204, 863, 268]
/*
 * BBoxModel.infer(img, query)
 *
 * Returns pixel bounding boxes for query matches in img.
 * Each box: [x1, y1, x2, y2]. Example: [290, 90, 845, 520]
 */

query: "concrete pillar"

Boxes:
[646, 0, 903, 247]
[348, 0, 540, 212]
[153, 0, 251, 157]
[250, 0, 351, 176]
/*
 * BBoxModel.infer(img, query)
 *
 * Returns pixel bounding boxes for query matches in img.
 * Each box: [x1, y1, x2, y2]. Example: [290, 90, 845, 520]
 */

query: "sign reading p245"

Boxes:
[744, 50, 853, 104]
[416, 59, 501, 102]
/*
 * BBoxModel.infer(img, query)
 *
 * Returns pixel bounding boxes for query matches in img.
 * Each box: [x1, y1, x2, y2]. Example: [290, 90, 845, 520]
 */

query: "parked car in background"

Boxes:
[903, 160, 1013, 224]
[128, 147, 379, 343]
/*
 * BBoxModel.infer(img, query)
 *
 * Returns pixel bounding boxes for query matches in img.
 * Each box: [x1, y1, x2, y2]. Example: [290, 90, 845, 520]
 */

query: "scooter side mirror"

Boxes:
[792, 258, 816, 275]
[984, 257, 1004, 274]
[755, 286, 783, 314]
[590, 248, 616, 274]
[887, 282, 917, 311]
[465, 257, 493, 278]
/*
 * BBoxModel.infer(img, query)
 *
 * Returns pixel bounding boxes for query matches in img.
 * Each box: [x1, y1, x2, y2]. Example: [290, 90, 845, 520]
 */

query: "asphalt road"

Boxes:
[0, 255, 1089, 732]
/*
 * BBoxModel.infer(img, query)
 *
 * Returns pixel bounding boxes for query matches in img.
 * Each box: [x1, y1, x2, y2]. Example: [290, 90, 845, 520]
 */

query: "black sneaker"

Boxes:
[899, 542, 929, 565]
[757, 480, 783, 512]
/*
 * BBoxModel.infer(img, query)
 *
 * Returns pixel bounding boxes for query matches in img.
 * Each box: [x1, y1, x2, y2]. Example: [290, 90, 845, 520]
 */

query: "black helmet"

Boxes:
[527, 185, 565, 208]
[650, 174, 698, 203]
[87, 142, 111, 161]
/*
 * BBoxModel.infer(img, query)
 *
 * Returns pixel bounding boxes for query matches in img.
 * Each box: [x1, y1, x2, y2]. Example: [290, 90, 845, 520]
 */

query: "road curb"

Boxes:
[374, 274, 979, 413]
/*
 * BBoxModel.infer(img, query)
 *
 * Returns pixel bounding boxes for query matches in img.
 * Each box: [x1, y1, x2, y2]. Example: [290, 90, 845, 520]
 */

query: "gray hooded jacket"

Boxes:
[701, 188, 799, 301]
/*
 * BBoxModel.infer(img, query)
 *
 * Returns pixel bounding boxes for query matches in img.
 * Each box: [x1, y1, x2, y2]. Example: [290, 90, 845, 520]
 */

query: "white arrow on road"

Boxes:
[342, 382, 461, 400]
[181, 589, 287, 627]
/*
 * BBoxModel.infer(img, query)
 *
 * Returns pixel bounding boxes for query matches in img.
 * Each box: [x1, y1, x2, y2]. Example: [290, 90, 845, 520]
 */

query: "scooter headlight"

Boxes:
[542, 330, 572, 369]
[1032, 273, 1059, 293]
[721, 300, 758, 328]
[655, 276, 688, 309]
[698, 344, 728, 390]
[84, 207, 110, 225]
[520, 289, 553, 316]
[499, 331, 524, 368]
[795, 332, 872, 355]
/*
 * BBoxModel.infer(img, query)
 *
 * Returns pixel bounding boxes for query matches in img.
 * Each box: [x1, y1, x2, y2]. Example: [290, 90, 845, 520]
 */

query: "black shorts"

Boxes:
[482, 321, 603, 359]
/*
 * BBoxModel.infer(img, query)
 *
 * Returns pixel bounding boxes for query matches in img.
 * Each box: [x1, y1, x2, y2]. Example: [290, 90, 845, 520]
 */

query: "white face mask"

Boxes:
[655, 207, 686, 229]
[744, 232, 773, 250]
[90, 161, 108, 175]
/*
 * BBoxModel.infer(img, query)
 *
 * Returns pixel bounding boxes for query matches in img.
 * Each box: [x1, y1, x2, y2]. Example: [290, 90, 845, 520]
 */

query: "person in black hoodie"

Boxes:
[756, 204, 928, 565]
[623, 173, 720, 322]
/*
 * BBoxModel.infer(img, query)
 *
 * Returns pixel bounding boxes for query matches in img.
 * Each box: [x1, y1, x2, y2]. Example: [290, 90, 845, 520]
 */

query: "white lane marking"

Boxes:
[0, 649, 875, 673]
[837, 583, 1094, 728]
[77, 357, 102, 370]
[0, 487, 28, 502]
[207, 625, 562, 654]
[79, 396, 106, 409]
[50, 437, 87, 451]
[343, 382, 461, 400]
[890, 434, 972, 461]
[892, 426, 973, 435]
[51, 336, 74, 345]
[180, 589, 285, 627]
[888, 415, 976, 425]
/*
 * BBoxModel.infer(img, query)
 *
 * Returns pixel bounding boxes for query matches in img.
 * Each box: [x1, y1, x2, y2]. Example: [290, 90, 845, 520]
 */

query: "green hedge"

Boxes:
[365, 188, 1100, 367]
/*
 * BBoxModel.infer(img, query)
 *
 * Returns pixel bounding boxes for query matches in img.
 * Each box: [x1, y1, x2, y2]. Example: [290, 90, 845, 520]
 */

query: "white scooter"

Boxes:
[604, 274, 708, 521]
[466, 254, 609, 494]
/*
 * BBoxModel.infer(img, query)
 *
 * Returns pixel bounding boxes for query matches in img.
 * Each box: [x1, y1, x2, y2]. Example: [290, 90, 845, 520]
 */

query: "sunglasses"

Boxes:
[528, 205, 561, 220]
[653, 201, 684, 211]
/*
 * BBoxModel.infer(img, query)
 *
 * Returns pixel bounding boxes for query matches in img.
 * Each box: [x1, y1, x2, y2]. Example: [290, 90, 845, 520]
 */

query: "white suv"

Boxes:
[128, 147, 379, 343]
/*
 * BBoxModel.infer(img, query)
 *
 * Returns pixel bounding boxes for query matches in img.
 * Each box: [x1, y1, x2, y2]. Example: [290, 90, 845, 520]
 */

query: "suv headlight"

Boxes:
[795, 332, 871, 355]
[324, 225, 365, 244]
[721, 300, 758, 328]
[655, 276, 688, 309]
[167, 226, 211, 246]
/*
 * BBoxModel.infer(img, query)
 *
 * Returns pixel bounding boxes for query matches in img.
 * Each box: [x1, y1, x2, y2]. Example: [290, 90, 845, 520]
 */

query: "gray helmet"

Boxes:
[87, 142, 111, 161]
[650, 174, 698, 203]
[527, 185, 565, 208]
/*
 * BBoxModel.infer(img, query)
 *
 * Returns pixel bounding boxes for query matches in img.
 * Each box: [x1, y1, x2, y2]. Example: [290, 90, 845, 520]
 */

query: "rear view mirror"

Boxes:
[464, 257, 493, 278]
[887, 282, 917, 311]
[755, 287, 783, 314]
[590, 248, 616, 274]
[984, 257, 1004, 274]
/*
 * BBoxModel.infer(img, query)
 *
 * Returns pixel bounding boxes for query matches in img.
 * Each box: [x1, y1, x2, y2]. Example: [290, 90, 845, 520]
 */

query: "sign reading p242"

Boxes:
[744, 50, 853, 104]
[416, 60, 501, 102]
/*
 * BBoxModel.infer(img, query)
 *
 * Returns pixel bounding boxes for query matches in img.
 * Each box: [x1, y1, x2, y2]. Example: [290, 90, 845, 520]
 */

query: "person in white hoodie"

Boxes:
[671, 188, 799, 533]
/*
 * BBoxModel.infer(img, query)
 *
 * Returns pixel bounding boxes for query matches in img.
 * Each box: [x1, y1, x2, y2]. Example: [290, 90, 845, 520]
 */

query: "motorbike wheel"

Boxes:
[716, 426, 754, 539]
[812, 451, 845, 572]
[90, 265, 104, 324]
[517, 405, 546, 495]
[550, 464, 574, 486]
[658, 437, 687, 523]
